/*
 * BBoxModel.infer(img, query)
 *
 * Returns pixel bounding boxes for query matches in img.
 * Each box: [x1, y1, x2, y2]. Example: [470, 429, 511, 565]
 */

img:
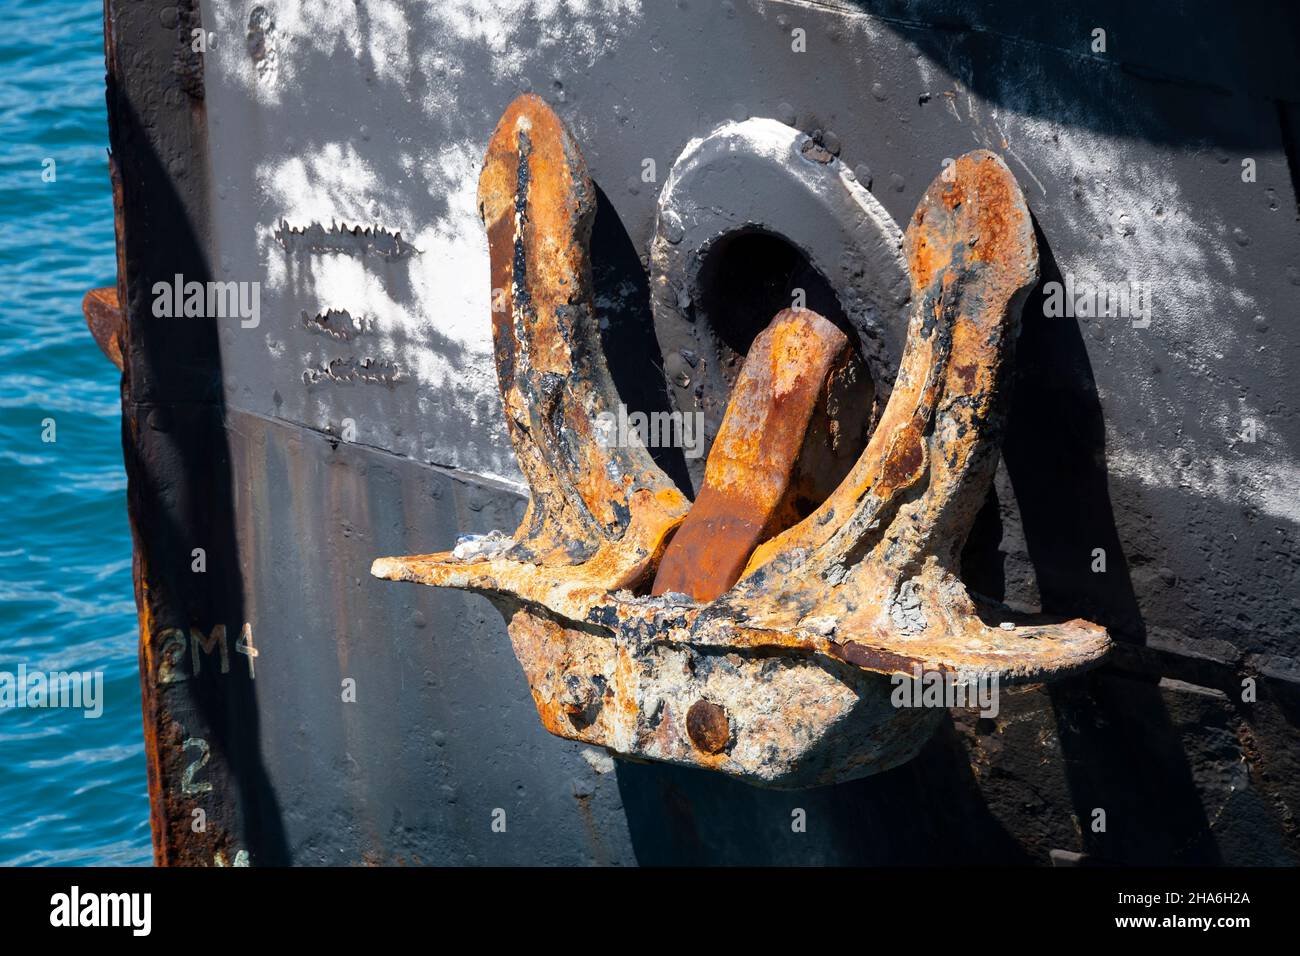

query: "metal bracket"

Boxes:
[372, 95, 1110, 788]
[648, 117, 910, 490]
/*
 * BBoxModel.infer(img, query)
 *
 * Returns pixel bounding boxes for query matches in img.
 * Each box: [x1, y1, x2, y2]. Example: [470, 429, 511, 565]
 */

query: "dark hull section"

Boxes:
[103, 0, 1300, 865]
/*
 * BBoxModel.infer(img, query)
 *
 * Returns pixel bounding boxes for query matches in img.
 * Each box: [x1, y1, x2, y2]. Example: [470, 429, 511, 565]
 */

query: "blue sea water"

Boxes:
[0, 0, 151, 864]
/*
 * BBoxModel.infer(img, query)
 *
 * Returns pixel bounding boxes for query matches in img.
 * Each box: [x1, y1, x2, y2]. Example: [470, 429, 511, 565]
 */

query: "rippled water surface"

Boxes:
[0, 0, 151, 865]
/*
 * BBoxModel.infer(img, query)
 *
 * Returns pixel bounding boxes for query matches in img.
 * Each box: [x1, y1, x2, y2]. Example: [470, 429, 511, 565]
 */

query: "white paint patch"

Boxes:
[580, 747, 616, 774]
[414, 0, 645, 120]
[202, 0, 648, 484]
[658, 117, 904, 255]
[911, 56, 1290, 480]
[428, 0, 641, 75]
[207, 0, 365, 106]
[253, 138, 515, 478]
[1006, 112, 1251, 345]
[891, 49, 1259, 372]
[260, 141, 400, 236]
[208, 0, 643, 109]
[1108, 443, 1300, 526]
[365, 0, 411, 84]
[255, 138, 495, 366]
[997, 106, 1286, 464]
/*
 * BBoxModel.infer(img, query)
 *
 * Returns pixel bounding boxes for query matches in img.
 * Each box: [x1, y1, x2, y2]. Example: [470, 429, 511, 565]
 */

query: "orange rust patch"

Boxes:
[951, 361, 977, 389]
[82, 286, 125, 370]
[965, 153, 1018, 265]
[652, 308, 866, 601]
[880, 429, 926, 488]
[685, 700, 730, 754]
[940, 177, 965, 211]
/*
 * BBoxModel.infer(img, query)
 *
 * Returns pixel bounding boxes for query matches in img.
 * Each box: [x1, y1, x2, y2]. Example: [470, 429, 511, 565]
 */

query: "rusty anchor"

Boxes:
[372, 95, 1111, 788]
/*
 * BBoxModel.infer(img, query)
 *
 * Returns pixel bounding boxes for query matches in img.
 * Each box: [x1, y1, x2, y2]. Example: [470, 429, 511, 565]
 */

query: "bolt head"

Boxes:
[686, 700, 730, 754]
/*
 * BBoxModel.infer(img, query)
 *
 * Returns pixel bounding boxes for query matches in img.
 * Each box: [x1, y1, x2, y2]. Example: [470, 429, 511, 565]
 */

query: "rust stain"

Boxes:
[685, 700, 730, 754]
[652, 308, 868, 601]
[82, 286, 125, 370]
[829, 641, 949, 676]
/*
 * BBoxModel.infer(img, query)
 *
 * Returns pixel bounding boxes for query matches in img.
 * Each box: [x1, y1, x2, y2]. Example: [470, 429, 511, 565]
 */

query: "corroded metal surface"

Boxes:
[651, 307, 869, 601]
[373, 96, 1111, 787]
[477, 93, 689, 578]
[82, 286, 125, 370]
